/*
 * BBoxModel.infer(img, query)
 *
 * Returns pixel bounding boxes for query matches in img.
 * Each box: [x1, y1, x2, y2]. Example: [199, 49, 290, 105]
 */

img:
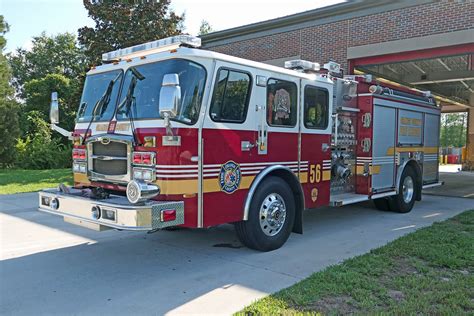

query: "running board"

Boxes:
[330, 191, 397, 207]
[422, 181, 444, 189]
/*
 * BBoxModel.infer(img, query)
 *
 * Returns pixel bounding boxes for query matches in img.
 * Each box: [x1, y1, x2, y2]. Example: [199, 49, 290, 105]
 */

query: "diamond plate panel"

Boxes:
[151, 201, 185, 229]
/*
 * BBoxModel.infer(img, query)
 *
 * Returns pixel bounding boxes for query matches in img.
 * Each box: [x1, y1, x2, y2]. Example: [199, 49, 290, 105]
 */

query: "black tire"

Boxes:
[373, 198, 392, 211]
[235, 176, 295, 251]
[388, 166, 417, 213]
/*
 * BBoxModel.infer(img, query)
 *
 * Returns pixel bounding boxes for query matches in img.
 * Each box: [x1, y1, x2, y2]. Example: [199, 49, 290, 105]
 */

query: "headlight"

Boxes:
[133, 168, 154, 182]
[73, 163, 80, 172]
[133, 169, 143, 179]
[73, 162, 86, 174]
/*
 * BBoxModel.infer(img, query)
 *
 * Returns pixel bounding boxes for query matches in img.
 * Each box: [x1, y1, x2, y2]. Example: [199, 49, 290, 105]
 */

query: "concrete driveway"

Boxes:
[1, 190, 473, 315]
[423, 165, 474, 199]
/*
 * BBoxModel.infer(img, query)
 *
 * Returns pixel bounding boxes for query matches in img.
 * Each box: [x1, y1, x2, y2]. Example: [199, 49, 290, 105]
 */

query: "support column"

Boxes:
[463, 106, 474, 171]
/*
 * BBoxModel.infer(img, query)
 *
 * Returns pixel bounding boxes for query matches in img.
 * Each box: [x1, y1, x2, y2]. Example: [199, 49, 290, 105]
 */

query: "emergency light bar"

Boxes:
[284, 60, 320, 72]
[102, 35, 202, 62]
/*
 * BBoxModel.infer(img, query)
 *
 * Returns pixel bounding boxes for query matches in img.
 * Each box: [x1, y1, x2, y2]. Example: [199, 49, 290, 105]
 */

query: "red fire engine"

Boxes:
[39, 35, 442, 251]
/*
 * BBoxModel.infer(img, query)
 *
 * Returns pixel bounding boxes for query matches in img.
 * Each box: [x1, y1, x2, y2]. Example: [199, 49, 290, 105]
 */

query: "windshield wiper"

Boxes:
[116, 67, 145, 146]
[82, 73, 121, 144]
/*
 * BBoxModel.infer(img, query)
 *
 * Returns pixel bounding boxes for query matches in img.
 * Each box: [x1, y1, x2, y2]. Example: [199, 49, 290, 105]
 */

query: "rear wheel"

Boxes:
[235, 177, 295, 251]
[388, 166, 417, 213]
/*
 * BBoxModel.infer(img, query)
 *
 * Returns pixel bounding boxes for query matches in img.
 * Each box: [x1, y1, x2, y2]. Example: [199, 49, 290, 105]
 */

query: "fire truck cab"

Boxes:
[39, 36, 442, 251]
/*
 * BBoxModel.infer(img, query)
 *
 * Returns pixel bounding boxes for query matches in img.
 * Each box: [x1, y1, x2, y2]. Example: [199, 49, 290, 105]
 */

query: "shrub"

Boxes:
[0, 100, 20, 168]
[15, 112, 71, 169]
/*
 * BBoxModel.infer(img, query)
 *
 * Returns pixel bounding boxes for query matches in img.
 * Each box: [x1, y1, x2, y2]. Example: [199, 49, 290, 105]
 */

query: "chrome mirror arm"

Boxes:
[51, 123, 73, 140]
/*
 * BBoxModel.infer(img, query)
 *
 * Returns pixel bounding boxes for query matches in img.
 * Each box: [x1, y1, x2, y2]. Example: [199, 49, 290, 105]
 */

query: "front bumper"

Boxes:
[38, 189, 184, 231]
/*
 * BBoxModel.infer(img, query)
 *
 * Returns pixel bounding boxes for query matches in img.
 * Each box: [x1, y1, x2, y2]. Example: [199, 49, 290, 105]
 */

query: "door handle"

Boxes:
[241, 141, 256, 151]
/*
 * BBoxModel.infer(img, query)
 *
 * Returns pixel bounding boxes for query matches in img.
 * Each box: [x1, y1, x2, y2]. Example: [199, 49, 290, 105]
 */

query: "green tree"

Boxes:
[78, 0, 184, 64]
[198, 20, 213, 36]
[8, 33, 87, 138]
[0, 16, 20, 167]
[8, 32, 87, 98]
[22, 73, 79, 133]
[440, 113, 467, 148]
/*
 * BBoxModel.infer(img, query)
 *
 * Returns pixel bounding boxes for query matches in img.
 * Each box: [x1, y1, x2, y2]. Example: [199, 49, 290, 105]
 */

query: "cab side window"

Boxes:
[266, 79, 297, 127]
[304, 86, 329, 129]
[210, 69, 252, 123]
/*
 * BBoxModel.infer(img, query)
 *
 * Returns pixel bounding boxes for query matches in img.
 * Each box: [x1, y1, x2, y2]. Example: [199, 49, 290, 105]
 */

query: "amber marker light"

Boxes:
[143, 136, 156, 147]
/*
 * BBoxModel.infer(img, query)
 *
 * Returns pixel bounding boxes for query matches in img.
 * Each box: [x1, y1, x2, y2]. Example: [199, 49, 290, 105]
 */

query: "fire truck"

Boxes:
[39, 35, 442, 251]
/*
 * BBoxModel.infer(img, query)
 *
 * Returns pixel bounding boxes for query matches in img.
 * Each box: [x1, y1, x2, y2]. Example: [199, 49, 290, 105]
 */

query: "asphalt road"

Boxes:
[1, 190, 473, 315]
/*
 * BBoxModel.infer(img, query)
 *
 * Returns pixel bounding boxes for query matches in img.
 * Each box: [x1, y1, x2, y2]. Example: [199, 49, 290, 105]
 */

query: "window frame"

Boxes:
[77, 69, 124, 123]
[303, 85, 330, 130]
[114, 58, 208, 126]
[209, 67, 253, 124]
[266, 78, 298, 128]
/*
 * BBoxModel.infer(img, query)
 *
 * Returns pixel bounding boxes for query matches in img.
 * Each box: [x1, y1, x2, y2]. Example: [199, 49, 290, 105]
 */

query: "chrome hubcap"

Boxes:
[402, 176, 414, 203]
[259, 193, 287, 237]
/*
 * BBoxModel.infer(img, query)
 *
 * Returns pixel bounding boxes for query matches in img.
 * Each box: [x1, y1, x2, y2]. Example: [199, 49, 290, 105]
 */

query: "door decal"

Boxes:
[219, 161, 242, 194]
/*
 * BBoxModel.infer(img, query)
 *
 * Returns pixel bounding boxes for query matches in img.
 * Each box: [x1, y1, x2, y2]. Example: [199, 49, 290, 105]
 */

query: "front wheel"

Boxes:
[388, 166, 417, 213]
[235, 177, 295, 251]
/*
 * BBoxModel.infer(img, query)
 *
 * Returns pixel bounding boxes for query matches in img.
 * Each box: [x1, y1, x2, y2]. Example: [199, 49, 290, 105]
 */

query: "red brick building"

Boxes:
[201, 0, 474, 167]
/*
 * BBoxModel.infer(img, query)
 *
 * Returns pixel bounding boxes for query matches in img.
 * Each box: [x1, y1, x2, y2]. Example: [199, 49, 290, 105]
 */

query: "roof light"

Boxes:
[102, 35, 201, 62]
[323, 61, 341, 74]
[369, 85, 383, 94]
[284, 60, 320, 72]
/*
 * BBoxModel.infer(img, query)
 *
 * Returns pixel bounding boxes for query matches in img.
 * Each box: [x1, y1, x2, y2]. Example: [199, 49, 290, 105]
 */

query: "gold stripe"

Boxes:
[356, 165, 381, 175]
[322, 170, 331, 181]
[203, 178, 219, 193]
[155, 175, 257, 195]
[202, 175, 256, 193]
[371, 165, 381, 175]
[299, 172, 308, 183]
[386, 146, 438, 155]
[155, 170, 322, 195]
[74, 173, 91, 185]
[156, 179, 198, 195]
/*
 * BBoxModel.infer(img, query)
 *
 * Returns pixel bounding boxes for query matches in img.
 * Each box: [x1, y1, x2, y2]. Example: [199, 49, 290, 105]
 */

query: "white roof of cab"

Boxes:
[88, 46, 332, 84]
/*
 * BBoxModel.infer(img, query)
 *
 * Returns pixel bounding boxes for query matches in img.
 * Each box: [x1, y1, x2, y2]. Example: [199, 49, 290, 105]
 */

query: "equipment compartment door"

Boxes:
[299, 80, 332, 208]
[423, 113, 440, 183]
[372, 105, 396, 190]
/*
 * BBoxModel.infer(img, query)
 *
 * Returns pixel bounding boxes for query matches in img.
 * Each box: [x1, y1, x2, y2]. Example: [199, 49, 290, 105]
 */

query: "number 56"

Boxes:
[309, 164, 321, 183]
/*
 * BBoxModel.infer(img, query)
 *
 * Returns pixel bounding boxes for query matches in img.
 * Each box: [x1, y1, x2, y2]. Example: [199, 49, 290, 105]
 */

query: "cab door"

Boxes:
[299, 79, 333, 208]
[201, 63, 257, 227]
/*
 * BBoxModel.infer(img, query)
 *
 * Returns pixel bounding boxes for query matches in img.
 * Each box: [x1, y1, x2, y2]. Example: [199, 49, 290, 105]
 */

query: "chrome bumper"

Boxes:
[38, 189, 184, 231]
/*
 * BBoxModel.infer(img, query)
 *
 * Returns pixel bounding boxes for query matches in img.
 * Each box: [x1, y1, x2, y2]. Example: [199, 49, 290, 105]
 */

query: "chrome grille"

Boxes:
[87, 135, 132, 184]
[93, 159, 127, 175]
[92, 141, 127, 157]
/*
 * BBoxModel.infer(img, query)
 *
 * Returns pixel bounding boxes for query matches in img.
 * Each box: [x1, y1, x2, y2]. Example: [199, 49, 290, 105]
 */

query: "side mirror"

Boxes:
[50, 92, 59, 124]
[159, 74, 181, 119]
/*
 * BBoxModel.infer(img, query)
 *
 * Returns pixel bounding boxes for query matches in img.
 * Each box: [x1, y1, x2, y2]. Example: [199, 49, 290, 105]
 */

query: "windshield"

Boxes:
[77, 70, 122, 122]
[116, 59, 207, 125]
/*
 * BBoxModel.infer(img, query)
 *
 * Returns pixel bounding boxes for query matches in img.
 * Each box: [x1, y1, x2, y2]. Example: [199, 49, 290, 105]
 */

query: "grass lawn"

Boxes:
[0, 169, 73, 195]
[241, 210, 474, 315]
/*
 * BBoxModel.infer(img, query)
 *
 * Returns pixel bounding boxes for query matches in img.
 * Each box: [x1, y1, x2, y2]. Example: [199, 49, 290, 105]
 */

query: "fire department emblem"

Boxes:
[219, 161, 241, 194]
